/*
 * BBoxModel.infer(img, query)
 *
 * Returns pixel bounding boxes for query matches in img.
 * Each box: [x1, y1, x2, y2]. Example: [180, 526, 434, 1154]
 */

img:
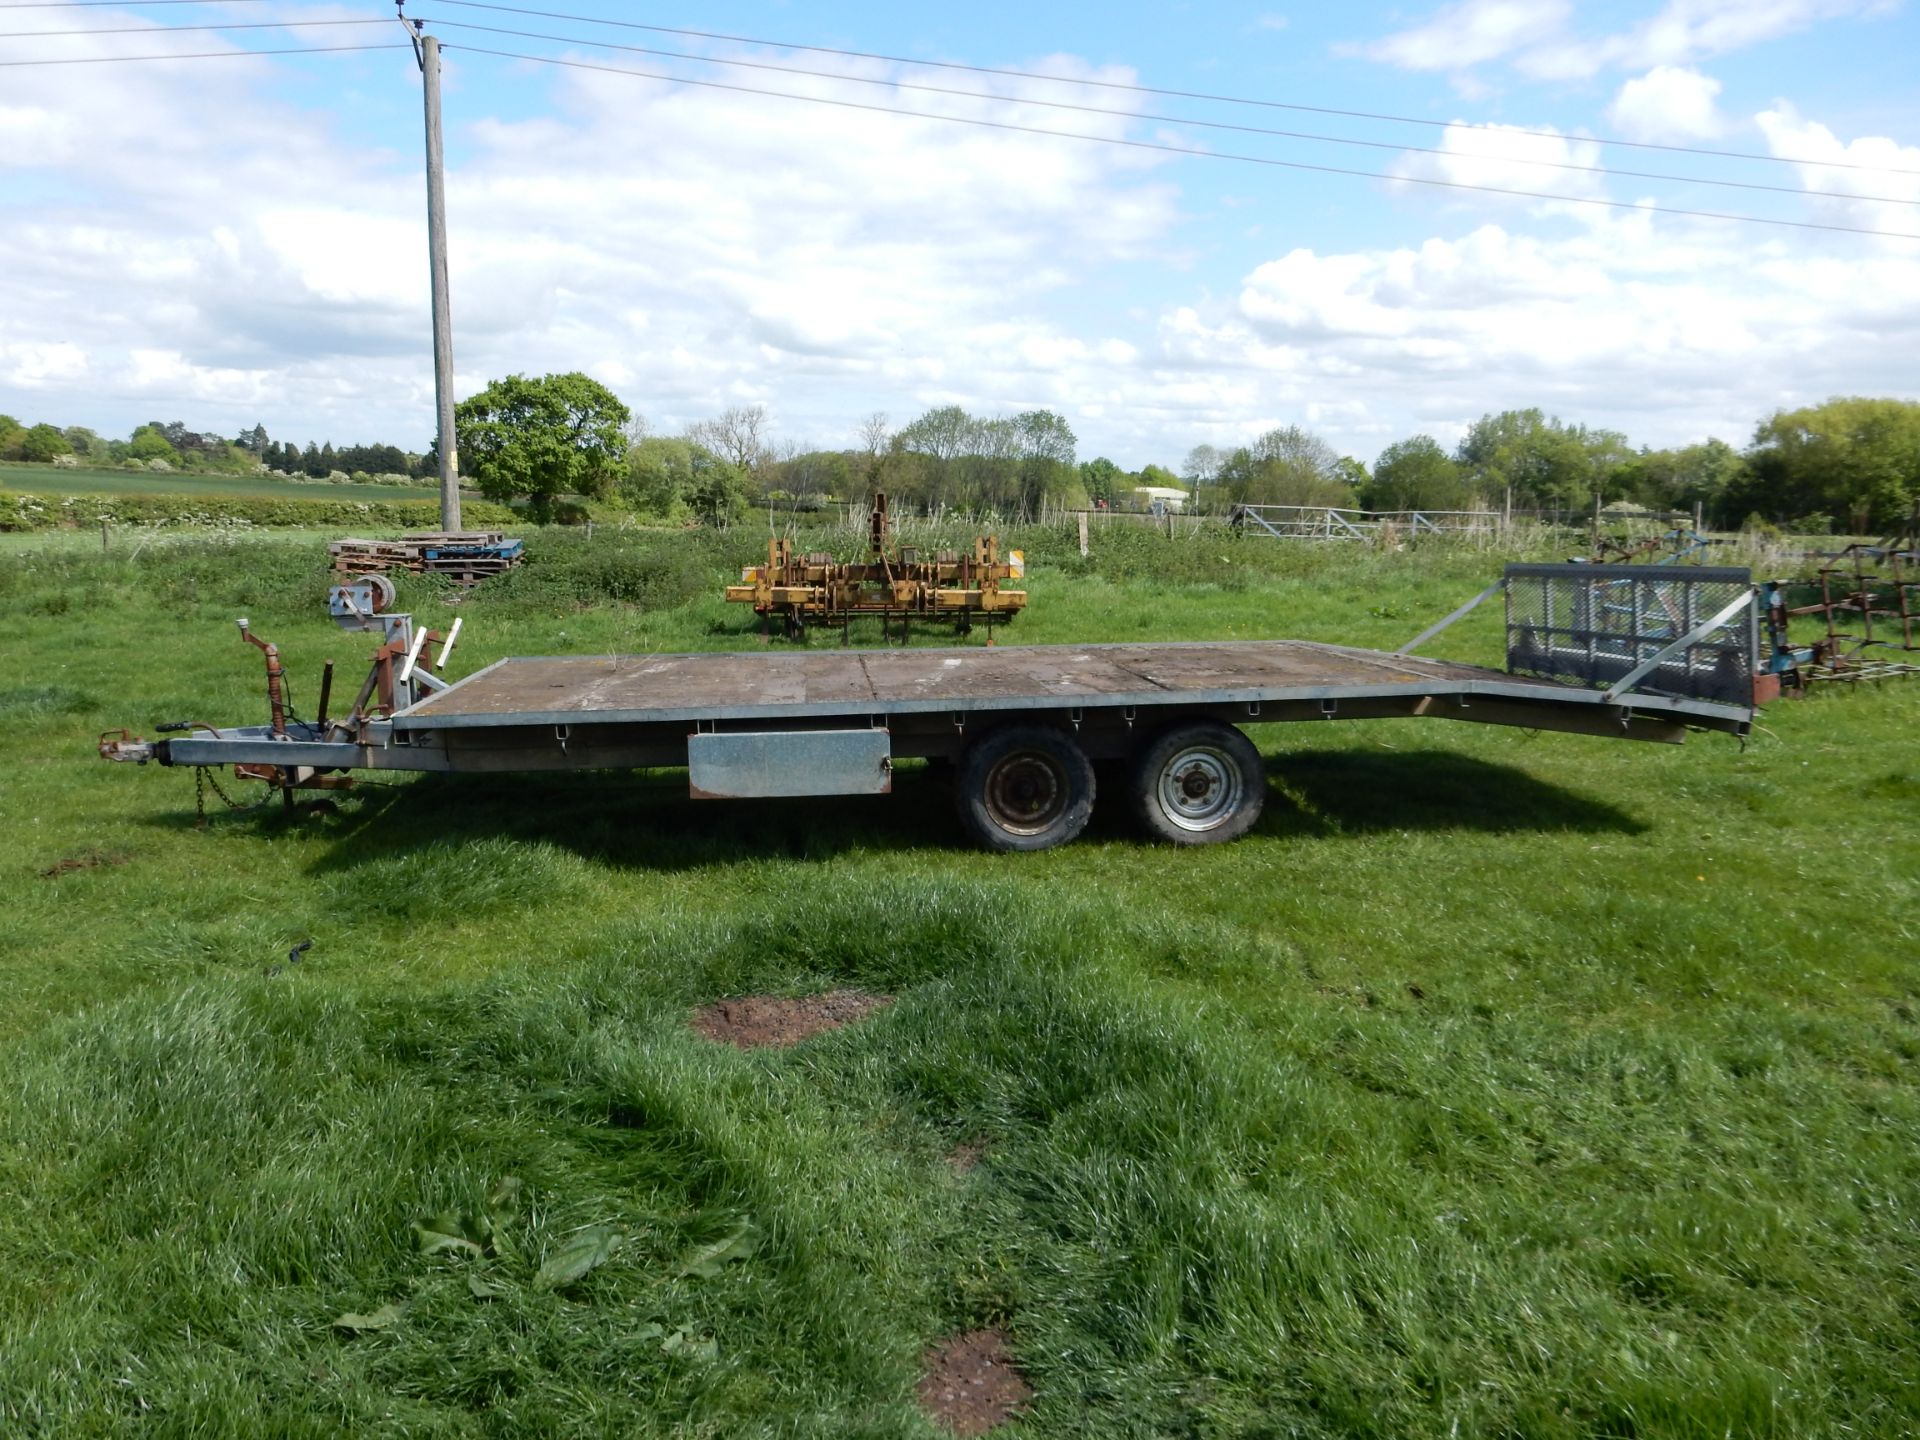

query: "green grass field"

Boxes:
[2, 528, 1915, 1438]
[0, 462, 439, 502]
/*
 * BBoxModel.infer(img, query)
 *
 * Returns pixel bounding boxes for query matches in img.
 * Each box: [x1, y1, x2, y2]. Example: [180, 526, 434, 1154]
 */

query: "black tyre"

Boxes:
[1128, 721, 1266, 845]
[955, 725, 1096, 852]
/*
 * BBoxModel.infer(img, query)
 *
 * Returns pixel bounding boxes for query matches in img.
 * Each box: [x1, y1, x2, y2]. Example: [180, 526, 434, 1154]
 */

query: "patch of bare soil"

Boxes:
[916, 1329, 1031, 1436]
[946, 1141, 987, 1175]
[39, 849, 131, 879]
[691, 990, 893, 1049]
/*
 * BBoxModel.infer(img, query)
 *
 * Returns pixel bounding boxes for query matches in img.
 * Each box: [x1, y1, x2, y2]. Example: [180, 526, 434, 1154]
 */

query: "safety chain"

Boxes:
[194, 765, 269, 829]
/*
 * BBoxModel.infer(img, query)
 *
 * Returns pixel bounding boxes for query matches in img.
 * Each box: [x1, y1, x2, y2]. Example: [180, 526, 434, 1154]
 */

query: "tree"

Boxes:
[688, 404, 769, 475]
[1615, 439, 1744, 518]
[127, 425, 179, 465]
[1731, 397, 1920, 532]
[684, 447, 749, 526]
[1364, 435, 1475, 512]
[1182, 444, 1224, 487]
[857, 412, 890, 490]
[454, 372, 631, 521]
[1011, 410, 1077, 517]
[1217, 426, 1347, 508]
[20, 423, 72, 463]
[767, 448, 849, 509]
[622, 436, 698, 515]
[1079, 457, 1124, 505]
[0, 415, 22, 460]
[1139, 464, 1181, 490]
[1456, 409, 1631, 509]
[895, 405, 975, 464]
[61, 427, 107, 463]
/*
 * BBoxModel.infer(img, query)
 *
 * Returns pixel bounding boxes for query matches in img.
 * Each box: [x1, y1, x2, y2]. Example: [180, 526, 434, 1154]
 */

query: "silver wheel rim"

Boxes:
[1156, 745, 1243, 832]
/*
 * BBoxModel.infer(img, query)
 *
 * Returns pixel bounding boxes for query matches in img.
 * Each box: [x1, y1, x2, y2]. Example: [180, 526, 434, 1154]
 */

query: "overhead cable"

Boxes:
[0, 19, 395, 36]
[0, 42, 407, 65]
[0, 1, 275, 6]
[440, 44, 1919, 241]
[430, 0, 1920, 178]
[427, 19, 1920, 208]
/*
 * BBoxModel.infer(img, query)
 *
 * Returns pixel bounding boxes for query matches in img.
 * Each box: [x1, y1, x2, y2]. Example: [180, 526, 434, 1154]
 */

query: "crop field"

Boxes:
[1, 526, 1916, 1438]
[0, 463, 438, 502]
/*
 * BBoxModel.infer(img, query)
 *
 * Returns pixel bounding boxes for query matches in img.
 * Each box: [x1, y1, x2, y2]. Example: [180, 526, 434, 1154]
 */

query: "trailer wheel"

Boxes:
[955, 725, 1095, 852]
[1129, 722, 1265, 845]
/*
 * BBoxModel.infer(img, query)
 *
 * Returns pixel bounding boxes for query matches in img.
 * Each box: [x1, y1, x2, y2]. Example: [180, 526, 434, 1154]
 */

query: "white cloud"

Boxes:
[1360, 0, 1892, 80]
[1607, 65, 1727, 141]
[2, 34, 1918, 469]
[1389, 122, 1608, 212]
[2, 342, 90, 387]
[1622, 0, 1885, 66]
[1755, 104, 1920, 242]
[0, 39, 1181, 446]
[1359, 0, 1572, 71]
[1144, 208, 1920, 455]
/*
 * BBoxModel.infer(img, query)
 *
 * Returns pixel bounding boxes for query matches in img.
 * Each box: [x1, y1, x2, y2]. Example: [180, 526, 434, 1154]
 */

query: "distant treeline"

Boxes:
[0, 417, 429, 484]
[7, 392, 1915, 533]
[636, 397, 1920, 535]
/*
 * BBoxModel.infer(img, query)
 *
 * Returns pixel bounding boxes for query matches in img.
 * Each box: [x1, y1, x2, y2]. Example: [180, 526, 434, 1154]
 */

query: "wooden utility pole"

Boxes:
[404, 9, 461, 531]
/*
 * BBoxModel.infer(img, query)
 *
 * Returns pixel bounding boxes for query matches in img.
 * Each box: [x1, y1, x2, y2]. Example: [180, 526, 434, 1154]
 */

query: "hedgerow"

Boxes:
[0, 490, 518, 533]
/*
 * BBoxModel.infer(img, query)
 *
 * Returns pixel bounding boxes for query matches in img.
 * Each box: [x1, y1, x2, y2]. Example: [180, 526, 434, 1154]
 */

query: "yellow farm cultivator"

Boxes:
[726, 494, 1026, 640]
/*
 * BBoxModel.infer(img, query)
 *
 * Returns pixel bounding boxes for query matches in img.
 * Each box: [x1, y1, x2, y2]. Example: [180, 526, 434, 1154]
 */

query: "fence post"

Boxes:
[1078, 510, 1089, 558]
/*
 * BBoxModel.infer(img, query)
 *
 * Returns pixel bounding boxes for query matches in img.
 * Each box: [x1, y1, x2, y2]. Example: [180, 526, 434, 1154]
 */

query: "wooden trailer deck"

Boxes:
[393, 639, 1750, 736]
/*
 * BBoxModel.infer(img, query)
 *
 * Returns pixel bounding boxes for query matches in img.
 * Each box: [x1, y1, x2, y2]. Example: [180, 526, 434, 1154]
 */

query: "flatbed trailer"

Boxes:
[101, 563, 1763, 851]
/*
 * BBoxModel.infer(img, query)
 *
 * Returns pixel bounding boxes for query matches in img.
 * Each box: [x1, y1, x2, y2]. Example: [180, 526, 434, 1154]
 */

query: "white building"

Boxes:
[1132, 485, 1189, 513]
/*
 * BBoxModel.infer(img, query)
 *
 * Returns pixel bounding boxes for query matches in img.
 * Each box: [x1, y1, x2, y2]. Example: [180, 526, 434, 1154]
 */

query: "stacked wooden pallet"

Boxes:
[329, 532, 525, 586]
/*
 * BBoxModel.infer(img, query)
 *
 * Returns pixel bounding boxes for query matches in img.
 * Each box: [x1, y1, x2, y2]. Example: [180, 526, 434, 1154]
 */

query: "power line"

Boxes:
[430, 0, 1920, 178]
[441, 44, 1920, 241]
[0, 19, 394, 37]
[9, 12, 1909, 231]
[427, 18, 1920, 209]
[0, 43, 406, 65]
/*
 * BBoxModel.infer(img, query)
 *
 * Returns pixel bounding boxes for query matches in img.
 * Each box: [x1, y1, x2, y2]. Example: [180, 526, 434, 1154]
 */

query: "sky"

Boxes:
[1, 0, 1917, 468]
